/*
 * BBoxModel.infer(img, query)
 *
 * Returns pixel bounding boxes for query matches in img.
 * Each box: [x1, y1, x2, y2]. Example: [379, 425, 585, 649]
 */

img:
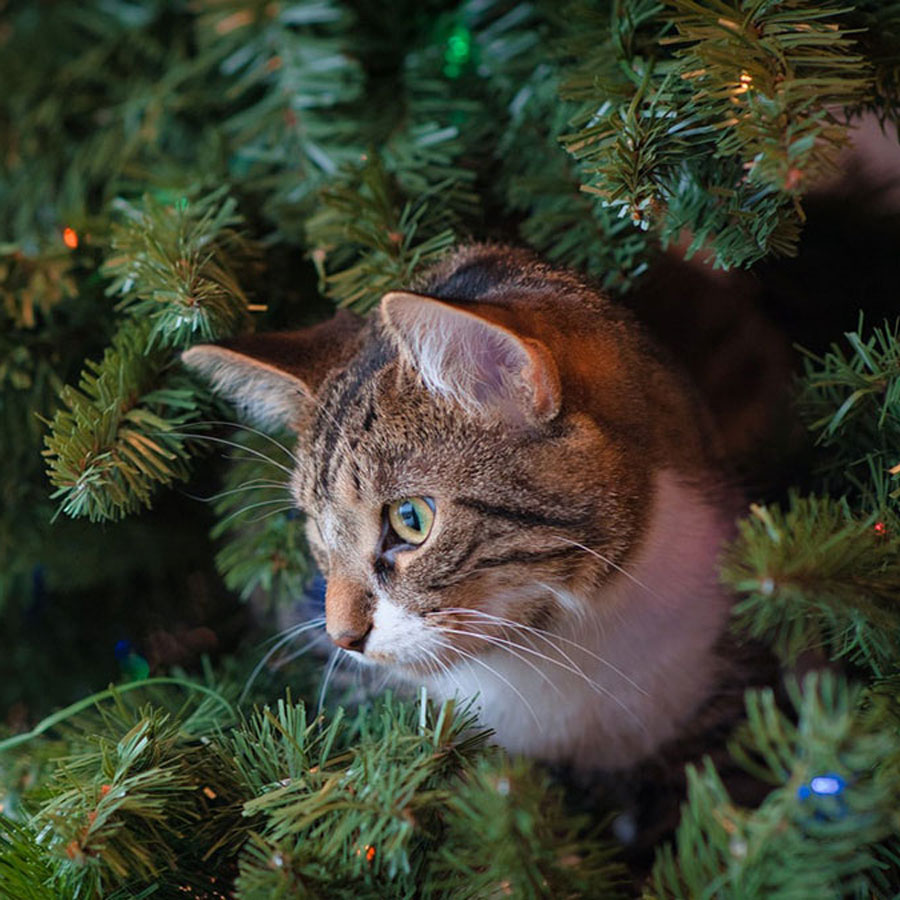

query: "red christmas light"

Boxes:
[63, 227, 79, 249]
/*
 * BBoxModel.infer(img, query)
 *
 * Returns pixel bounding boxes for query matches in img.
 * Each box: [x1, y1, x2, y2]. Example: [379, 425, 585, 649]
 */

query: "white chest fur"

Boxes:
[421, 471, 733, 770]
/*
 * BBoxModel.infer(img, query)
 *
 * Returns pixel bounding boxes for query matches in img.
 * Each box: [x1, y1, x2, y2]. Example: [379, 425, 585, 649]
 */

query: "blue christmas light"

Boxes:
[797, 772, 846, 800]
[114, 638, 133, 662]
[810, 774, 845, 796]
[114, 638, 150, 681]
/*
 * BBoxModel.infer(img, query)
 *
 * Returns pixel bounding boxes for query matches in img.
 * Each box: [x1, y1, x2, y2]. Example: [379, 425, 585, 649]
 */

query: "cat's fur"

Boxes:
[183, 244, 739, 771]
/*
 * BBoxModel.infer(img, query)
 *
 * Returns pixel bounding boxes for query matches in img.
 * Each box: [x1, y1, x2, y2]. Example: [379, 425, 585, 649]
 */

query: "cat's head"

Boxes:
[183, 246, 710, 674]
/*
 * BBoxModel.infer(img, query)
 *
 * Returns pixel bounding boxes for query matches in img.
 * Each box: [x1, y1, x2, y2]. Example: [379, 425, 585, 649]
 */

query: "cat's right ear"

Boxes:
[181, 310, 363, 431]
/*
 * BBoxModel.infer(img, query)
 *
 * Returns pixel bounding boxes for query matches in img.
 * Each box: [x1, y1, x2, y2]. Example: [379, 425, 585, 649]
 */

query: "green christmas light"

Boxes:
[443, 24, 472, 79]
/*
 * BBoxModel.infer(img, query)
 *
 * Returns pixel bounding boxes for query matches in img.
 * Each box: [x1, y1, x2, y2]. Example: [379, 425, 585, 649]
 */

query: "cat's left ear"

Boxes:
[181, 310, 363, 430]
[380, 291, 561, 424]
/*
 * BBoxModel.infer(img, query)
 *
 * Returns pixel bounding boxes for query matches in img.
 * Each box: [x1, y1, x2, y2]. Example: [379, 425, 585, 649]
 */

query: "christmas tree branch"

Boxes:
[722, 494, 900, 675]
[798, 316, 900, 506]
[104, 189, 257, 348]
[43, 190, 258, 521]
[648, 672, 900, 898]
[306, 156, 459, 311]
[559, 0, 878, 266]
[42, 320, 207, 522]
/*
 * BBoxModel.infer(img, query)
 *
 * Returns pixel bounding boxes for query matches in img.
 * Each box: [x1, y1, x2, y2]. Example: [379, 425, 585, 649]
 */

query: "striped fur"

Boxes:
[184, 244, 742, 771]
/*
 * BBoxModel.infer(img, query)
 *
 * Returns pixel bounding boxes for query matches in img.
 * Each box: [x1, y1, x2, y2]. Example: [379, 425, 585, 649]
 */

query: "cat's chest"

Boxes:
[422, 471, 734, 770]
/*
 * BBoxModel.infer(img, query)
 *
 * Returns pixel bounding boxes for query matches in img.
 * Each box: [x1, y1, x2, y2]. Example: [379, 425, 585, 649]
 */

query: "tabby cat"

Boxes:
[183, 244, 742, 772]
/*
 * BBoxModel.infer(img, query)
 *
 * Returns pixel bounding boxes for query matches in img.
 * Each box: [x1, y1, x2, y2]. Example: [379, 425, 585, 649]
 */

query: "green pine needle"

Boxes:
[209, 430, 311, 608]
[798, 316, 900, 506]
[42, 320, 209, 522]
[722, 494, 900, 675]
[307, 156, 459, 311]
[559, 0, 879, 267]
[104, 189, 256, 349]
[649, 672, 900, 898]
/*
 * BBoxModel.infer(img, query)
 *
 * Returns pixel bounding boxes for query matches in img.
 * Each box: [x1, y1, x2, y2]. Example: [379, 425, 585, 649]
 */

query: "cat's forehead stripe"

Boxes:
[313, 336, 395, 498]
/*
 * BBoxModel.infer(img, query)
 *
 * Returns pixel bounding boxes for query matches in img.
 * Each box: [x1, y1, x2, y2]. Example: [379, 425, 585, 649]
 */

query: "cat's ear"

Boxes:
[181, 310, 363, 430]
[380, 291, 561, 424]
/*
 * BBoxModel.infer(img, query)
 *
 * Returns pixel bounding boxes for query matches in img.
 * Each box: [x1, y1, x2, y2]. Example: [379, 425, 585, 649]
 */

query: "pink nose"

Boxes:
[331, 626, 371, 652]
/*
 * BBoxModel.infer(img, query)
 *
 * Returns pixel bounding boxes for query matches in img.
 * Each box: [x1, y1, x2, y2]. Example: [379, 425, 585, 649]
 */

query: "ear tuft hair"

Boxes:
[379, 291, 560, 424]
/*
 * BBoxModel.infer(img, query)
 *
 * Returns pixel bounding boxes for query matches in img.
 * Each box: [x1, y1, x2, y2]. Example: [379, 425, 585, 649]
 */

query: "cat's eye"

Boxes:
[386, 496, 435, 546]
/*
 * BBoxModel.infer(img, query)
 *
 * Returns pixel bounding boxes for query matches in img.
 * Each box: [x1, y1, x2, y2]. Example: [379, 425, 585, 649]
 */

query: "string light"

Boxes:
[443, 24, 472, 78]
[63, 227, 79, 249]
[797, 771, 846, 800]
[734, 72, 753, 96]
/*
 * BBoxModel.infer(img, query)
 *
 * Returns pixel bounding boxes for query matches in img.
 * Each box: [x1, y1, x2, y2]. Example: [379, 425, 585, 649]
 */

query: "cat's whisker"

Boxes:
[260, 616, 327, 648]
[240, 617, 326, 703]
[420, 645, 466, 697]
[160, 431, 296, 478]
[371, 664, 395, 695]
[435, 607, 648, 698]
[271, 634, 330, 668]
[214, 497, 300, 530]
[443, 623, 589, 687]
[220, 453, 295, 475]
[417, 647, 446, 683]
[551, 536, 665, 604]
[241, 505, 301, 525]
[429, 638, 485, 711]
[182, 479, 293, 505]
[537, 579, 607, 645]
[451, 608, 601, 687]
[430, 637, 541, 728]
[189, 419, 301, 467]
[437, 627, 564, 698]
[440, 624, 644, 727]
[317, 649, 343, 718]
[536, 580, 590, 626]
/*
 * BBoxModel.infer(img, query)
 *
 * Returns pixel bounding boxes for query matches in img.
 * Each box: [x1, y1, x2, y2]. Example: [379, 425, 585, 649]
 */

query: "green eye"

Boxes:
[387, 497, 435, 546]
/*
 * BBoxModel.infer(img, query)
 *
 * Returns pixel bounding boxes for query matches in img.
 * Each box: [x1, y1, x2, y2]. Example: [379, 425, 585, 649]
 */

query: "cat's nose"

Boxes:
[331, 625, 371, 653]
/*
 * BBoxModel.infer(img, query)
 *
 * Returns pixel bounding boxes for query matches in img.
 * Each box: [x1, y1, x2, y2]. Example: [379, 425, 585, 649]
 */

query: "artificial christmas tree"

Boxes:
[2, 1, 900, 896]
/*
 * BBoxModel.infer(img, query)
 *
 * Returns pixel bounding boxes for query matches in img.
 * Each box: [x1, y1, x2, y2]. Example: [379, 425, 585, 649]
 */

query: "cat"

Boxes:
[182, 243, 749, 772]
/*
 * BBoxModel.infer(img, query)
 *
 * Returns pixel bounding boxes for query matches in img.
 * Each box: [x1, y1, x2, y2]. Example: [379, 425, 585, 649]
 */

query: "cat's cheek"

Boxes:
[364, 594, 434, 666]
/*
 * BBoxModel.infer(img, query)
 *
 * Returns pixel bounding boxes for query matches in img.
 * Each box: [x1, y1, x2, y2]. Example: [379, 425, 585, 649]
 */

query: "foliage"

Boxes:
[104, 188, 256, 348]
[559, 0, 880, 267]
[798, 316, 900, 508]
[647, 673, 900, 899]
[4, 0, 900, 896]
[0, 685, 624, 898]
[721, 495, 900, 676]
[42, 319, 208, 522]
[210, 429, 312, 608]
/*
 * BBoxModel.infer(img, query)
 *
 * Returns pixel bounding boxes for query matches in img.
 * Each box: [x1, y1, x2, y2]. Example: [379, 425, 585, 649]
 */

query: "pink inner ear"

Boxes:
[462, 323, 528, 406]
[381, 291, 559, 422]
